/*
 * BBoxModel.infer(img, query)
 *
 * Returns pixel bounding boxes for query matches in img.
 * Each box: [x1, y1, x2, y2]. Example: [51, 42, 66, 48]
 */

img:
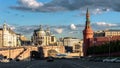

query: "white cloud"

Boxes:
[96, 22, 117, 26]
[11, 0, 120, 12]
[5, 24, 16, 30]
[70, 24, 76, 30]
[19, 0, 44, 9]
[54, 28, 63, 34]
[93, 8, 110, 14]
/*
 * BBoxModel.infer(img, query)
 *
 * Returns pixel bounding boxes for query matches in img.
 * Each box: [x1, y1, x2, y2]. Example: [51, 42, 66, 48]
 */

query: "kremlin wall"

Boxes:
[83, 9, 120, 56]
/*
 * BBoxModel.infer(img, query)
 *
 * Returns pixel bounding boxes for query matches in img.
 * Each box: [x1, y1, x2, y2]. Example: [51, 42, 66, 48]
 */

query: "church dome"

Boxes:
[37, 25, 46, 36]
[37, 30, 46, 36]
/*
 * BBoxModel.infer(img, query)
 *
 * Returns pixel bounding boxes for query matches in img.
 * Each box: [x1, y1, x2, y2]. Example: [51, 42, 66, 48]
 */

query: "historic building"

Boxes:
[83, 9, 120, 56]
[0, 23, 17, 47]
[16, 34, 31, 46]
[63, 37, 80, 47]
[73, 40, 83, 56]
[31, 25, 57, 46]
[83, 9, 94, 56]
[63, 37, 83, 56]
[94, 29, 120, 37]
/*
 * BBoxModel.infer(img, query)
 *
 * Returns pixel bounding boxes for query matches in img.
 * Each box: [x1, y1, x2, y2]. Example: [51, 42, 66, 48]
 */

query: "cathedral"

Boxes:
[31, 25, 57, 46]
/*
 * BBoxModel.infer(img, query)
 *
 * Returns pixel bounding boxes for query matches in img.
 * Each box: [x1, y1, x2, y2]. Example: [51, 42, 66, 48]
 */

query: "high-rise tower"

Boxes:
[83, 9, 93, 56]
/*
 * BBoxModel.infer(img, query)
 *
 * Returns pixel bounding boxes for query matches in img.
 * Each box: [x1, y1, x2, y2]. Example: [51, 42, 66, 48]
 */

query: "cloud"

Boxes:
[92, 8, 110, 14]
[70, 24, 76, 30]
[69, 31, 78, 34]
[54, 28, 63, 34]
[4, 24, 16, 30]
[1, 23, 119, 39]
[91, 22, 120, 30]
[19, 0, 43, 8]
[95, 22, 118, 26]
[10, 0, 120, 12]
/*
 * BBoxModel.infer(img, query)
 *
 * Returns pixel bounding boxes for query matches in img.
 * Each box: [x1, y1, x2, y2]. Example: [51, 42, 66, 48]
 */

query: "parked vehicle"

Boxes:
[94, 58, 103, 62]
[0, 59, 10, 63]
[103, 58, 117, 62]
[114, 58, 120, 63]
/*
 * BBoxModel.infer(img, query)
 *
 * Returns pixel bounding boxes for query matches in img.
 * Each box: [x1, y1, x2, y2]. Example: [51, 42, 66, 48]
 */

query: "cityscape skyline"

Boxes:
[0, 0, 120, 39]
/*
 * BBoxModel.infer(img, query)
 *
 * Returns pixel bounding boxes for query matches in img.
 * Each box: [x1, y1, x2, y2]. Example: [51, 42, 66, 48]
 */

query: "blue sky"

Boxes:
[0, 0, 120, 39]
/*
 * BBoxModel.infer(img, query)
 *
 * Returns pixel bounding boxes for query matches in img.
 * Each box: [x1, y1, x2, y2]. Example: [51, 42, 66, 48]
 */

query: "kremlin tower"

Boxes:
[83, 9, 93, 56]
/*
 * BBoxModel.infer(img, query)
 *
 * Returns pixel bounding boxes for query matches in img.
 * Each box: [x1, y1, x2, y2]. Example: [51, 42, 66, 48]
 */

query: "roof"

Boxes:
[64, 37, 78, 39]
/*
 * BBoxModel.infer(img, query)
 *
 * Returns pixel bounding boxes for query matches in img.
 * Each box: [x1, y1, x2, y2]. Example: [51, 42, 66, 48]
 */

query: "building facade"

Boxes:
[63, 37, 80, 47]
[72, 40, 83, 56]
[0, 23, 17, 47]
[32, 25, 56, 46]
[94, 30, 120, 37]
[63, 37, 83, 56]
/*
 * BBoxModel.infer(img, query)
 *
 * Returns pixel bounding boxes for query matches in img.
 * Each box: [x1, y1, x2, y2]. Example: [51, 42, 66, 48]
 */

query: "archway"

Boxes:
[30, 51, 40, 60]
[47, 49, 58, 57]
[38, 41, 43, 45]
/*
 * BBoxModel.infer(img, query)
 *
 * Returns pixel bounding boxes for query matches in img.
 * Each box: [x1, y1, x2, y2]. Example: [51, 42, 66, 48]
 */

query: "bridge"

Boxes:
[39, 46, 65, 57]
[0, 45, 65, 60]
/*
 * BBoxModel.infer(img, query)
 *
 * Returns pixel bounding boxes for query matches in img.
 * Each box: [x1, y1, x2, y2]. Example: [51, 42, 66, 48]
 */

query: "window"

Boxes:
[51, 36, 54, 42]
[75, 45, 80, 49]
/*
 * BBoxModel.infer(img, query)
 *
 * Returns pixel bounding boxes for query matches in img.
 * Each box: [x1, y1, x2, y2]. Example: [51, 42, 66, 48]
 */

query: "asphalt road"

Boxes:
[0, 59, 120, 68]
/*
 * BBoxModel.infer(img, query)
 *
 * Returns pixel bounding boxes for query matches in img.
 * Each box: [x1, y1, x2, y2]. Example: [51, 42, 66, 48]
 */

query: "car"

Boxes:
[94, 58, 103, 62]
[103, 58, 117, 62]
[0, 59, 10, 63]
[114, 58, 120, 63]
[47, 57, 54, 62]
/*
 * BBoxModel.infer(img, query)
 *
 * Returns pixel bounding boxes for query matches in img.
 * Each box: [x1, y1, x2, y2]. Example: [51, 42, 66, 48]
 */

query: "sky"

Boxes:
[0, 0, 120, 39]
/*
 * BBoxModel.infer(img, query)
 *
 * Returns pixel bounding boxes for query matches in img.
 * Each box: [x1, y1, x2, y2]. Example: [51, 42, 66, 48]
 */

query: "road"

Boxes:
[0, 59, 120, 68]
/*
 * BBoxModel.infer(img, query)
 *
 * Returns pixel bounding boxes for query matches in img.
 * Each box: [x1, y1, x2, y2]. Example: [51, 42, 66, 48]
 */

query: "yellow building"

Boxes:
[94, 29, 120, 37]
[0, 29, 3, 47]
[16, 34, 29, 46]
[32, 25, 56, 46]
[0, 23, 17, 47]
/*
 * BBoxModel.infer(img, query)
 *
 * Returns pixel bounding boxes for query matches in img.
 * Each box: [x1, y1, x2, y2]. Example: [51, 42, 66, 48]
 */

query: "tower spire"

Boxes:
[85, 8, 91, 29]
[39, 25, 43, 31]
[86, 8, 90, 22]
[3, 21, 7, 30]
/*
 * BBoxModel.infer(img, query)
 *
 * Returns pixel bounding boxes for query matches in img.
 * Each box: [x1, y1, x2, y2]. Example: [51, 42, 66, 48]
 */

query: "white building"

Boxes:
[63, 37, 80, 47]
[0, 23, 17, 47]
[63, 37, 83, 56]
[32, 25, 57, 46]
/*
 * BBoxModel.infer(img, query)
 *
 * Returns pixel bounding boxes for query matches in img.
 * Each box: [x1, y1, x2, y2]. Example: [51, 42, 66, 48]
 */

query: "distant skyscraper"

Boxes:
[83, 9, 93, 56]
